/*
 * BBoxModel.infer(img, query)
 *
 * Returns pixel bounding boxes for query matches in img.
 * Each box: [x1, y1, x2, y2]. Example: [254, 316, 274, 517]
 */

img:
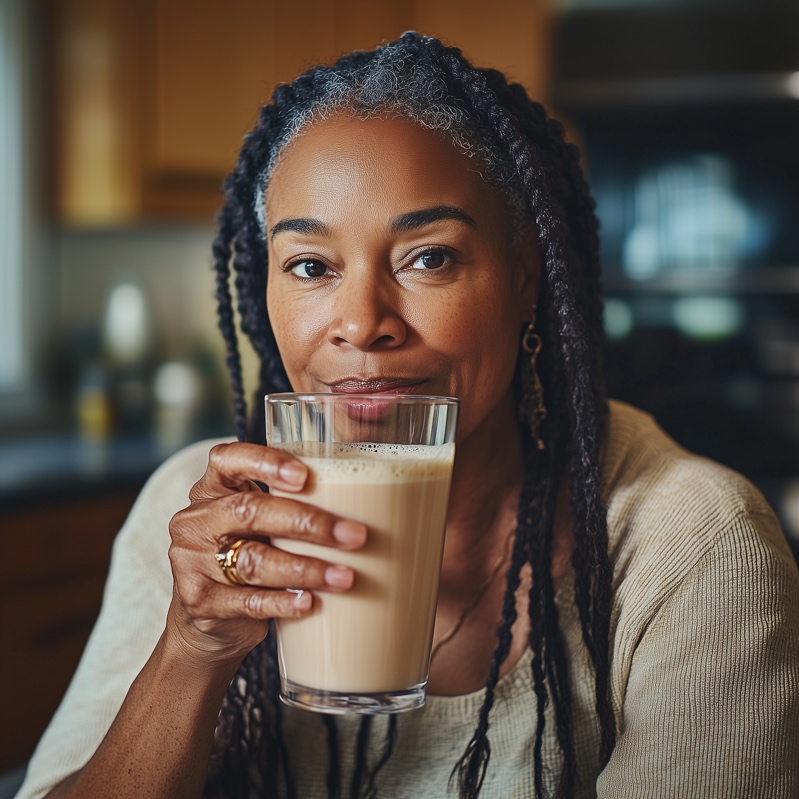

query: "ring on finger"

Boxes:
[214, 538, 250, 585]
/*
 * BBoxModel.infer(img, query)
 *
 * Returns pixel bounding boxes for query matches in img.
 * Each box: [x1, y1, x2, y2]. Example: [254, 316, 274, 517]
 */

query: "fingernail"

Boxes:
[332, 520, 367, 547]
[278, 461, 307, 487]
[325, 564, 355, 589]
[292, 590, 312, 610]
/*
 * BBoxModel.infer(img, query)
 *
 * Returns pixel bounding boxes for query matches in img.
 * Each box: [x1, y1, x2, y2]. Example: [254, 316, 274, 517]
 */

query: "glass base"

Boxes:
[279, 677, 426, 715]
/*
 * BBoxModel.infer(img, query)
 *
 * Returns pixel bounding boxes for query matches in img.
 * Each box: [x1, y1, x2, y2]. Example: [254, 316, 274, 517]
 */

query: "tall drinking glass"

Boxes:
[266, 393, 459, 715]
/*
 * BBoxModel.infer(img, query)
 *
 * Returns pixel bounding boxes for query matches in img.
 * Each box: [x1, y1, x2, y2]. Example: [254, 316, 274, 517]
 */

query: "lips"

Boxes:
[326, 377, 429, 395]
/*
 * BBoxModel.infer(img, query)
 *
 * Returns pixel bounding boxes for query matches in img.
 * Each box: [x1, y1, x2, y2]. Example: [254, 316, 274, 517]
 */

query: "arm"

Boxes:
[44, 629, 240, 799]
[598, 510, 799, 798]
[17, 441, 364, 799]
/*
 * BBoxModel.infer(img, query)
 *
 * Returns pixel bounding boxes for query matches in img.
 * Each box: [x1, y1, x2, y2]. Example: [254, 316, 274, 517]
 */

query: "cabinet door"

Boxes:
[0, 491, 139, 771]
[49, 0, 143, 224]
[142, 0, 414, 218]
[136, 0, 270, 219]
[148, 0, 412, 179]
[149, 0, 276, 181]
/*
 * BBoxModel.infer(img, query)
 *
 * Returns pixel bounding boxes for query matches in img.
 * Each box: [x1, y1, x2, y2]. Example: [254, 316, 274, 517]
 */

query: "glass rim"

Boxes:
[266, 392, 459, 406]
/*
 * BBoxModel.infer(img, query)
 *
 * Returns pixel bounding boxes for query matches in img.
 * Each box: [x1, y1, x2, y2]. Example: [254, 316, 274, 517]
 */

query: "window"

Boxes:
[0, 0, 25, 393]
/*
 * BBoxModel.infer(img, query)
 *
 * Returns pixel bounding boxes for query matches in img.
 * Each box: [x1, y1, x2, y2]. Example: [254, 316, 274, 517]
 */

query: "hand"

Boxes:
[165, 442, 367, 665]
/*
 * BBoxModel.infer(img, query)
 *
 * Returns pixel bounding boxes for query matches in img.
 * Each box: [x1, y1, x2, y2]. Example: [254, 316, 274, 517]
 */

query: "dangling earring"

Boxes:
[519, 306, 547, 450]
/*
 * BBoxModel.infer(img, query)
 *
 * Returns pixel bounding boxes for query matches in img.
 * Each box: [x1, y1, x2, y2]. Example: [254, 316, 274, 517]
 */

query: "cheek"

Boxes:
[266, 287, 320, 379]
[421, 281, 521, 379]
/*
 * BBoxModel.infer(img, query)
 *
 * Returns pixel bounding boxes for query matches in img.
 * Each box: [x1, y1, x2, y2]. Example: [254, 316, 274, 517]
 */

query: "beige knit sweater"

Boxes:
[16, 401, 799, 799]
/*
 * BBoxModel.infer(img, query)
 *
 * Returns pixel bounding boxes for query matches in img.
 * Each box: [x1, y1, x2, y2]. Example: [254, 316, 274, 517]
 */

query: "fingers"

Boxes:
[229, 539, 356, 592]
[175, 491, 367, 551]
[187, 583, 315, 623]
[173, 542, 322, 627]
[192, 442, 309, 500]
[219, 491, 367, 548]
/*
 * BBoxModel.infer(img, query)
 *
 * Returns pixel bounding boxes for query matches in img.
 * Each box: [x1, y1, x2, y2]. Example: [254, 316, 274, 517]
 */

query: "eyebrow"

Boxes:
[269, 205, 477, 241]
[391, 205, 477, 233]
[270, 218, 331, 240]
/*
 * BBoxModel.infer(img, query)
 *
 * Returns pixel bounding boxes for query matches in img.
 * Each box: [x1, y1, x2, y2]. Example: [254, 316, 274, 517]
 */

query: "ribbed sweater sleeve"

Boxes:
[598, 506, 799, 797]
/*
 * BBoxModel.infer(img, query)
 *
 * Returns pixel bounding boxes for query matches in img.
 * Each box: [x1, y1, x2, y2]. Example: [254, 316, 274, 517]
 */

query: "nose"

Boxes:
[326, 275, 407, 351]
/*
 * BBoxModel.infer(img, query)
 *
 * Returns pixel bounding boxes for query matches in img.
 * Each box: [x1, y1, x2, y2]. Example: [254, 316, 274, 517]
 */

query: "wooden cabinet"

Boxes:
[0, 490, 139, 771]
[49, 0, 552, 225]
[151, 0, 411, 177]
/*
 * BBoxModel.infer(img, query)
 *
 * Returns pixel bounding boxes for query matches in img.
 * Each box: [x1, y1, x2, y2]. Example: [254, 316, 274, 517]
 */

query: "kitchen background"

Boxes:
[1, 0, 797, 782]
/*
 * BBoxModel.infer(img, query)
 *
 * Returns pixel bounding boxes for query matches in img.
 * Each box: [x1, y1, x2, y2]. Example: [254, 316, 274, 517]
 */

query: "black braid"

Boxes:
[211, 202, 249, 442]
[265, 624, 296, 799]
[525, 446, 561, 797]
[207, 31, 614, 799]
[349, 716, 372, 798]
[350, 715, 401, 799]
[450, 444, 534, 796]
[205, 638, 279, 799]
[322, 716, 342, 799]
[363, 716, 398, 799]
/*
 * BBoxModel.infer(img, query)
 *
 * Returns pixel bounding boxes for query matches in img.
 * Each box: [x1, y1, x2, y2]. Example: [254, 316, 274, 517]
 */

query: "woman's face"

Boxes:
[265, 113, 539, 442]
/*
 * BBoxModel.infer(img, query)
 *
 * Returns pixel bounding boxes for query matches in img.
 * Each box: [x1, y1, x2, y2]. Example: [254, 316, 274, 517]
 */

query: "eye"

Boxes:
[288, 259, 328, 278]
[411, 249, 451, 270]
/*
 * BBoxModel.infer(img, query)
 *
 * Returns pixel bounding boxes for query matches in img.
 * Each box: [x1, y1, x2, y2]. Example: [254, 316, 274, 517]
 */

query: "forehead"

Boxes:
[264, 112, 507, 226]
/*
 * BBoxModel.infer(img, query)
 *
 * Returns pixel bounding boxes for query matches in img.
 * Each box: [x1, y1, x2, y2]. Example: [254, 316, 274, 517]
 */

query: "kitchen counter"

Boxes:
[0, 435, 160, 511]
[0, 429, 230, 512]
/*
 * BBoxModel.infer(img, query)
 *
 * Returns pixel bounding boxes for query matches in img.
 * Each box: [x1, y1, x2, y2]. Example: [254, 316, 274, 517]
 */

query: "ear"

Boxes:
[515, 221, 542, 322]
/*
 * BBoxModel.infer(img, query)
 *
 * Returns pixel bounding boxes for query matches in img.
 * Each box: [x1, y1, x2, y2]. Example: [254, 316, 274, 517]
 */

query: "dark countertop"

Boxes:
[0, 432, 227, 512]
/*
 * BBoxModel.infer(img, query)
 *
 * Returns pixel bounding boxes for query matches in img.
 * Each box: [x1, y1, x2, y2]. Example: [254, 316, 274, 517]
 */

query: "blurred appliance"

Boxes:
[552, 3, 799, 554]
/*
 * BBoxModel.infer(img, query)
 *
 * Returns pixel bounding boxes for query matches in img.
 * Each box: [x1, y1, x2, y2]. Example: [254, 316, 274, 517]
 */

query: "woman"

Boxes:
[18, 33, 799, 799]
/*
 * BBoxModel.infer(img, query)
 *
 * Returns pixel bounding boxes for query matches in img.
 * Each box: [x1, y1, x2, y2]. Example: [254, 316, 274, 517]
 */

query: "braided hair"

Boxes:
[206, 32, 614, 799]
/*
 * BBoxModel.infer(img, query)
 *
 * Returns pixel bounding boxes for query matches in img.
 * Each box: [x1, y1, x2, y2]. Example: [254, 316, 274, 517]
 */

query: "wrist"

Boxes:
[161, 612, 257, 683]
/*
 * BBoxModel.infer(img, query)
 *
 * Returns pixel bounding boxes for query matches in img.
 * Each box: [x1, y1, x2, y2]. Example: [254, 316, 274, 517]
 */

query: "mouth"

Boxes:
[325, 377, 430, 395]
[324, 378, 431, 424]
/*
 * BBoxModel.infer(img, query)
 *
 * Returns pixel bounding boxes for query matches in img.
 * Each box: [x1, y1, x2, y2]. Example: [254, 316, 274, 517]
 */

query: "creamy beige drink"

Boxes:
[271, 441, 454, 699]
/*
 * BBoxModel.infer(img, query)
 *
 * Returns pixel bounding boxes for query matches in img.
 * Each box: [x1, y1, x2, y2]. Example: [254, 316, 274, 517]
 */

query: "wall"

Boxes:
[53, 225, 261, 429]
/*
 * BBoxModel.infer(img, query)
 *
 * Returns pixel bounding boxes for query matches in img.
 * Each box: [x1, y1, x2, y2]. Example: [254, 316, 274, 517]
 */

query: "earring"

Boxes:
[519, 306, 547, 450]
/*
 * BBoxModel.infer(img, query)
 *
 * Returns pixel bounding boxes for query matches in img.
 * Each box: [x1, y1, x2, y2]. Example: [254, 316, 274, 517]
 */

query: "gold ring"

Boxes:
[214, 538, 249, 585]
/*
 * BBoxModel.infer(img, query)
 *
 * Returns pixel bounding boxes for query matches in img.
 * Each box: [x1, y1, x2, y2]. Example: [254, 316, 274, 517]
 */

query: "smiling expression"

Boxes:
[264, 113, 540, 443]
